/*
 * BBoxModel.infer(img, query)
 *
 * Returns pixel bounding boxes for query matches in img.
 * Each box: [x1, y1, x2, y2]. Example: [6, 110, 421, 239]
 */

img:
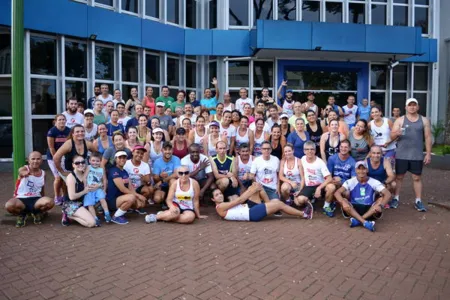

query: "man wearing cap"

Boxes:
[277, 80, 294, 117]
[152, 101, 173, 132]
[303, 92, 319, 118]
[334, 160, 391, 232]
[124, 146, 153, 210]
[125, 104, 144, 131]
[390, 98, 432, 212]
[63, 97, 84, 129]
[152, 142, 181, 205]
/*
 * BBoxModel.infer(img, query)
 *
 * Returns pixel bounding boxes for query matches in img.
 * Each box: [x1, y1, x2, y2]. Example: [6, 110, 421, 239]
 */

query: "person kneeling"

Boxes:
[212, 182, 313, 222]
[334, 161, 391, 232]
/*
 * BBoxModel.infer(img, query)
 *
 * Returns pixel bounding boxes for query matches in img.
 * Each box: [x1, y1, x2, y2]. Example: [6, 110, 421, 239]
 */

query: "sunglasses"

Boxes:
[73, 160, 86, 165]
[178, 171, 189, 176]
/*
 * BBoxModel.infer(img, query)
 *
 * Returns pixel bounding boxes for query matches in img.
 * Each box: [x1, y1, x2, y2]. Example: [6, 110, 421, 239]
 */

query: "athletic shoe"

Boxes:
[16, 214, 28, 228]
[274, 211, 282, 217]
[303, 202, 314, 220]
[145, 214, 157, 223]
[95, 218, 101, 227]
[54, 196, 64, 206]
[104, 213, 112, 223]
[111, 216, 129, 225]
[323, 206, 334, 218]
[135, 208, 147, 215]
[148, 199, 155, 205]
[31, 212, 42, 225]
[415, 201, 427, 212]
[349, 217, 362, 228]
[96, 205, 104, 214]
[389, 198, 399, 209]
[61, 212, 70, 227]
[330, 202, 337, 212]
[341, 207, 351, 219]
[364, 221, 376, 232]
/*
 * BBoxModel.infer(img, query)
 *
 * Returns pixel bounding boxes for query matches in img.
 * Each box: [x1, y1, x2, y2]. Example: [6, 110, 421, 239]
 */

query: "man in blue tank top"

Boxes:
[334, 161, 391, 232]
[367, 145, 396, 205]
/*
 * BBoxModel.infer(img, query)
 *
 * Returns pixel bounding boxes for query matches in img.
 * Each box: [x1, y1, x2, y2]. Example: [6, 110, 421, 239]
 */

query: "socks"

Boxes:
[104, 211, 110, 216]
[394, 195, 399, 200]
[415, 198, 421, 203]
[114, 208, 126, 218]
[323, 202, 330, 208]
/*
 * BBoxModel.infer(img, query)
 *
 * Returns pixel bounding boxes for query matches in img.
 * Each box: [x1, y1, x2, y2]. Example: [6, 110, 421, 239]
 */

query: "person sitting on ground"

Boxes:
[145, 165, 207, 224]
[366, 145, 396, 205]
[213, 182, 313, 222]
[279, 143, 303, 205]
[209, 141, 239, 202]
[5, 151, 54, 227]
[83, 152, 110, 226]
[334, 161, 391, 232]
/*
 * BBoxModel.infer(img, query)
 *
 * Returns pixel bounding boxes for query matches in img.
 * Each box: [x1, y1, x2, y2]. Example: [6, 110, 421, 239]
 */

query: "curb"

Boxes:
[429, 201, 450, 211]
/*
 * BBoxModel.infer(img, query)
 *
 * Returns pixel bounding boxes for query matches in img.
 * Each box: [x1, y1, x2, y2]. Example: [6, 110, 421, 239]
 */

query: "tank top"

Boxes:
[173, 141, 189, 159]
[67, 171, 85, 202]
[137, 128, 148, 144]
[370, 118, 396, 152]
[395, 115, 424, 161]
[253, 131, 265, 157]
[283, 158, 301, 184]
[367, 158, 387, 183]
[84, 124, 98, 142]
[269, 136, 282, 160]
[306, 123, 323, 153]
[224, 204, 250, 221]
[282, 99, 294, 117]
[349, 130, 370, 161]
[14, 166, 45, 198]
[282, 124, 291, 140]
[97, 136, 113, 155]
[65, 139, 88, 171]
[208, 136, 218, 157]
[194, 128, 207, 153]
[235, 127, 250, 149]
[149, 141, 163, 163]
[238, 156, 253, 180]
[213, 155, 234, 175]
[173, 178, 195, 210]
[325, 133, 341, 160]
[223, 103, 233, 112]
[143, 96, 156, 116]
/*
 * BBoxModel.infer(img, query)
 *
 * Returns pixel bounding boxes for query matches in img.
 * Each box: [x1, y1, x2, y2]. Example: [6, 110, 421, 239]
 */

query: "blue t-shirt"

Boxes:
[200, 97, 217, 115]
[152, 155, 181, 177]
[46, 126, 71, 159]
[342, 177, 385, 206]
[357, 105, 371, 121]
[287, 131, 310, 159]
[106, 167, 129, 208]
[327, 154, 356, 181]
[190, 100, 201, 108]
[106, 123, 125, 136]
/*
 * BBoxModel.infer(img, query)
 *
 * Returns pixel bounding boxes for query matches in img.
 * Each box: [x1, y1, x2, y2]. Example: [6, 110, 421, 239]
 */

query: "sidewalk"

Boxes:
[0, 168, 449, 300]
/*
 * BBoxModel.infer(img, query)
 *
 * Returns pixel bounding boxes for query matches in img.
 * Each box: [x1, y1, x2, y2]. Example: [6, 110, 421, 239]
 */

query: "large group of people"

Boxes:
[6, 79, 432, 232]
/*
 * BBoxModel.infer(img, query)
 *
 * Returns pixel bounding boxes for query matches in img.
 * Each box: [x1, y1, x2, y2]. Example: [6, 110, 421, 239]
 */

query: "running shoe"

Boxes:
[349, 217, 362, 228]
[323, 206, 334, 218]
[31, 212, 42, 225]
[111, 216, 129, 225]
[54, 196, 64, 206]
[415, 201, 427, 212]
[95, 218, 101, 227]
[389, 198, 399, 209]
[341, 207, 351, 219]
[96, 205, 104, 214]
[104, 212, 112, 223]
[134, 208, 147, 215]
[145, 214, 157, 223]
[274, 211, 282, 217]
[61, 212, 70, 227]
[303, 202, 314, 220]
[16, 214, 28, 228]
[363, 221, 376, 232]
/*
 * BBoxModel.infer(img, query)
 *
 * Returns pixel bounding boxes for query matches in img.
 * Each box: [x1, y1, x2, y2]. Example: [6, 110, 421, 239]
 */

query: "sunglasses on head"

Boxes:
[178, 171, 189, 176]
[74, 160, 86, 165]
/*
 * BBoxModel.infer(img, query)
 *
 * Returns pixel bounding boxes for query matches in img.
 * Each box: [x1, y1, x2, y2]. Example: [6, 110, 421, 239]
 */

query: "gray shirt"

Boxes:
[103, 147, 132, 170]
[152, 115, 173, 131]
[396, 115, 424, 161]
[349, 129, 370, 162]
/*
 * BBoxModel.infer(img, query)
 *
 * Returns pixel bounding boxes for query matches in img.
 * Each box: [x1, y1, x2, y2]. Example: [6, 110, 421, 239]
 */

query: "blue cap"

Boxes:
[286, 89, 293, 93]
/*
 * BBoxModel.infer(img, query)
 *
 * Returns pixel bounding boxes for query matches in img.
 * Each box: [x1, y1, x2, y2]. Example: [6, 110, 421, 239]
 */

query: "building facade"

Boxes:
[0, 0, 445, 160]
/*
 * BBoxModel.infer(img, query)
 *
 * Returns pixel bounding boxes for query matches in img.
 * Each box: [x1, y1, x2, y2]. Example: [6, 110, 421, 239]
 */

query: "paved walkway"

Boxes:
[0, 168, 450, 300]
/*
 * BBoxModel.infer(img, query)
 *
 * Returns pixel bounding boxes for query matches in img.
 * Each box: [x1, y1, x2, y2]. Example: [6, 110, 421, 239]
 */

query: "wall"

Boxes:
[439, 0, 450, 128]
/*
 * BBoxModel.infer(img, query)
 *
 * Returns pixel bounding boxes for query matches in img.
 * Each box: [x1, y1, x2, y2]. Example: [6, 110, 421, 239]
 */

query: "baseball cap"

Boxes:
[176, 127, 186, 135]
[406, 98, 418, 106]
[153, 127, 164, 134]
[83, 109, 94, 116]
[355, 161, 368, 169]
[209, 121, 220, 128]
[156, 102, 165, 107]
[286, 89, 293, 93]
[114, 151, 128, 158]
[132, 145, 147, 152]
[280, 114, 289, 119]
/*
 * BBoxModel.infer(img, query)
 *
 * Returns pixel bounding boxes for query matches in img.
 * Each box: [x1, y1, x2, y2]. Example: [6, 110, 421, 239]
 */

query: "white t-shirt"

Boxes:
[124, 160, 151, 188]
[301, 156, 331, 187]
[118, 115, 131, 126]
[220, 124, 236, 146]
[181, 154, 212, 181]
[113, 99, 126, 108]
[250, 155, 280, 190]
[98, 94, 113, 105]
[235, 98, 254, 114]
[249, 122, 271, 135]
[342, 105, 358, 125]
[63, 111, 84, 128]
[265, 118, 281, 130]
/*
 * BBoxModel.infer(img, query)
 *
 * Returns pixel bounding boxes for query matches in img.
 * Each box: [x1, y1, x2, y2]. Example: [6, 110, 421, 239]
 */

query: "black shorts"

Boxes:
[352, 203, 383, 220]
[173, 202, 194, 214]
[18, 197, 40, 213]
[299, 186, 325, 200]
[395, 159, 423, 175]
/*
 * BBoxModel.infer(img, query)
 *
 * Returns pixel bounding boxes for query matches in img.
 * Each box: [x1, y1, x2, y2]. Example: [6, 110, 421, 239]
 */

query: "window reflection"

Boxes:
[65, 41, 87, 78]
[30, 36, 57, 75]
[186, 61, 197, 88]
[370, 65, 387, 90]
[31, 79, 57, 115]
[325, 2, 342, 23]
[146, 54, 160, 84]
[228, 61, 249, 87]
[349, 3, 365, 24]
[65, 81, 87, 104]
[95, 46, 114, 80]
[229, 0, 249, 26]
[393, 6, 408, 26]
[254, 0, 273, 25]
[209, 0, 217, 28]
[32, 119, 53, 154]
[167, 57, 179, 86]
[167, 0, 180, 24]
[0, 120, 13, 158]
[302, 1, 320, 22]
[145, 0, 159, 18]
[122, 0, 138, 13]
[253, 61, 273, 88]
[0, 31, 11, 74]
[414, 66, 428, 91]
[278, 0, 296, 21]
[393, 65, 407, 90]
[415, 7, 428, 34]
[284, 70, 357, 91]
[0, 78, 12, 116]
[371, 4, 386, 25]
[122, 50, 139, 82]
[95, 0, 113, 6]
[186, 0, 197, 28]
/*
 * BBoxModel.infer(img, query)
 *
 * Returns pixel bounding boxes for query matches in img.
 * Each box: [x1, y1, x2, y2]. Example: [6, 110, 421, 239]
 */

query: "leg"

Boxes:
[88, 205, 97, 218]
[216, 178, 229, 192]
[265, 200, 304, 217]
[140, 186, 154, 200]
[395, 173, 405, 197]
[153, 190, 166, 204]
[172, 210, 196, 224]
[280, 182, 292, 201]
[156, 207, 181, 222]
[325, 184, 336, 203]
[5, 198, 26, 215]
[34, 197, 54, 213]
[70, 207, 96, 228]
[99, 199, 110, 213]
[337, 197, 366, 224]
[54, 177, 62, 197]
[362, 199, 384, 220]
[411, 174, 422, 199]
[294, 195, 309, 206]
[116, 194, 137, 211]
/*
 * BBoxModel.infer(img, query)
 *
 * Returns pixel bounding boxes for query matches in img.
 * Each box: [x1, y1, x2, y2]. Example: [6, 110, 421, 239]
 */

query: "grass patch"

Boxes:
[432, 144, 450, 155]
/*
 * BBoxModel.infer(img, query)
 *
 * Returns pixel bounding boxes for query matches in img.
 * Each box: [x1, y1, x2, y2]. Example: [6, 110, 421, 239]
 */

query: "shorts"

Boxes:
[299, 185, 325, 200]
[262, 186, 280, 200]
[47, 159, 59, 177]
[106, 195, 121, 211]
[62, 200, 83, 217]
[18, 197, 40, 213]
[247, 200, 268, 222]
[342, 202, 382, 220]
[383, 149, 396, 159]
[223, 181, 240, 200]
[83, 189, 106, 206]
[395, 159, 423, 175]
[240, 180, 252, 189]
[159, 182, 170, 194]
[173, 202, 194, 214]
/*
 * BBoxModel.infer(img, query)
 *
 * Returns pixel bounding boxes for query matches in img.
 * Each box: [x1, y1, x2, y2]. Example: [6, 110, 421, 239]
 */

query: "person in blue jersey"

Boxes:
[200, 77, 219, 115]
[357, 98, 371, 121]
[334, 160, 391, 232]
[209, 141, 239, 202]
[105, 110, 125, 136]
[366, 145, 396, 206]
[323, 140, 356, 217]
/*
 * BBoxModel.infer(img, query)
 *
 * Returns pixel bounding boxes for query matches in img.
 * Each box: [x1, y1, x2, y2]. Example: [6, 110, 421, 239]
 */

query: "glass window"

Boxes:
[209, 0, 217, 29]
[228, 61, 249, 87]
[254, 0, 273, 25]
[0, 120, 13, 158]
[65, 41, 87, 78]
[325, 2, 342, 23]
[95, 0, 113, 6]
[122, 0, 138, 13]
[349, 3, 365, 24]
[229, 0, 249, 26]
[370, 92, 386, 112]
[414, 66, 428, 91]
[122, 50, 138, 82]
[146, 0, 159, 18]
[278, 0, 296, 21]
[371, 4, 386, 25]
[122, 85, 138, 102]
[169, 88, 179, 99]
[0, 30, 11, 74]
[31, 78, 57, 115]
[415, 7, 428, 34]
[32, 119, 53, 155]
[393, 65, 407, 90]
[253, 61, 273, 88]
[186, 0, 197, 28]
[0, 78, 12, 116]
[393, 6, 408, 26]
[95, 46, 114, 80]
[229, 90, 240, 103]
[370, 65, 387, 90]
[186, 61, 197, 88]
[167, 57, 179, 86]
[65, 81, 87, 104]
[167, 0, 180, 24]
[284, 70, 357, 91]
[30, 36, 57, 76]
[302, 1, 320, 22]
[146, 54, 160, 84]
[393, 0, 408, 3]
[392, 93, 408, 115]
[209, 61, 217, 80]
[415, 0, 429, 4]
[413, 93, 427, 115]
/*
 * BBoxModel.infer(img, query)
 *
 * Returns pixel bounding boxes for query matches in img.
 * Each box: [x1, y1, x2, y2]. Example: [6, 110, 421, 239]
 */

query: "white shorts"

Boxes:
[47, 159, 59, 177]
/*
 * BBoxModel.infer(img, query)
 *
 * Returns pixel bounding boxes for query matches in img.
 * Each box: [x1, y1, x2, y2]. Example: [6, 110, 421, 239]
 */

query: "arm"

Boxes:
[188, 130, 195, 145]
[112, 177, 134, 194]
[229, 136, 235, 156]
[248, 130, 255, 154]
[212, 78, 219, 101]
[334, 186, 348, 204]
[298, 159, 305, 192]
[53, 141, 71, 174]
[18, 166, 30, 178]
[278, 158, 290, 184]
[390, 117, 404, 141]
[277, 82, 284, 100]
[47, 136, 56, 157]
[423, 117, 432, 164]
[383, 158, 396, 184]
[67, 175, 88, 201]
[319, 134, 327, 162]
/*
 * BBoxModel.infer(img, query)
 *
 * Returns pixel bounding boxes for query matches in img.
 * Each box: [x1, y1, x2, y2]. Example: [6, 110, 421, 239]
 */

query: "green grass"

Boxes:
[432, 144, 450, 155]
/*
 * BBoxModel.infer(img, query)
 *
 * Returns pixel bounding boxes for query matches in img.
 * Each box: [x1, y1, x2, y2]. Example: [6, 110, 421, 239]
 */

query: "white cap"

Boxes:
[153, 128, 164, 134]
[280, 114, 289, 119]
[114, 151, 128, 158]
[156, 102, 165, 107]
[406, 98, 418, 106]
[83, 109, 94, 116]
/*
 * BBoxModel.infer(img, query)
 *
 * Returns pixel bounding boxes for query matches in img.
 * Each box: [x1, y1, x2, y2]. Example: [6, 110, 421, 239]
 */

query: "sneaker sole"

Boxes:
[111, 220, 129, 225]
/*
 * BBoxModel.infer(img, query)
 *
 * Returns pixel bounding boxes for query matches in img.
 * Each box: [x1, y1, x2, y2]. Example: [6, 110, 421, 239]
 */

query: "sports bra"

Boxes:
[65, 139, 88, 171]
[269, 136, 282, 160]
[324, 133, 341, 160]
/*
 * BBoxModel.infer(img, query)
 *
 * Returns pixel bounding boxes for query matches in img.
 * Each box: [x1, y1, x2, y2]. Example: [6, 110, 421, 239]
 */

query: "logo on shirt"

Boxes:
[133, 168, 139, 174]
